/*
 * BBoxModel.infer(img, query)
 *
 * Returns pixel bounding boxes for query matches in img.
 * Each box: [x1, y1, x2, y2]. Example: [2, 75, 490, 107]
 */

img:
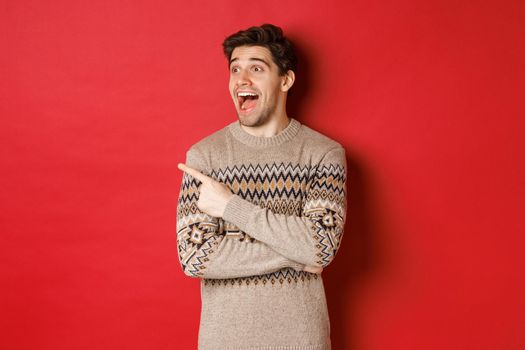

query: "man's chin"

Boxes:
[236, 108, 270, 127]
[237, 114, 258, 126]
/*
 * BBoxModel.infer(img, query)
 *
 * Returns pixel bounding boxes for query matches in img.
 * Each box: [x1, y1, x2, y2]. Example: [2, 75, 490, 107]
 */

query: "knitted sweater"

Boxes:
[176, 117, 347, 350]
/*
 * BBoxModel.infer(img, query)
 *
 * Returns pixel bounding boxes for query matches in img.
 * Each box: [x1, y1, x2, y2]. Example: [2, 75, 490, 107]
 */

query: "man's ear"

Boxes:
[280, 70, 295, 92]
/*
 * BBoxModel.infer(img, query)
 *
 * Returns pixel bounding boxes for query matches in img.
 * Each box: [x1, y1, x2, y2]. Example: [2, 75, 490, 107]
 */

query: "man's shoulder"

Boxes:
[300, 123, 346, 168]
[300, 122, 344, 152]
[185, 119, 345, 160]
[187, 121, 232, 155]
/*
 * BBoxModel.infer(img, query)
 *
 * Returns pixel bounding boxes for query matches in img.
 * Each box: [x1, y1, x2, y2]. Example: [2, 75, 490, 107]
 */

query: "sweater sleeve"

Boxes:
[222, 146, 348, 268]
[176, 146, 305, 279]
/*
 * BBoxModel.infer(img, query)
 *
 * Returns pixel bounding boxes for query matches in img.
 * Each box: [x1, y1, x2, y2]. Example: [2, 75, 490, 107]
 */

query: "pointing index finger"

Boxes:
[178, 163, 210, 184]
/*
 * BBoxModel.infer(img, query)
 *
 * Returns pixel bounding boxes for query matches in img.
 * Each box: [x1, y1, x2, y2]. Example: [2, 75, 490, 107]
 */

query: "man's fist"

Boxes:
[178, 163, 234, 218]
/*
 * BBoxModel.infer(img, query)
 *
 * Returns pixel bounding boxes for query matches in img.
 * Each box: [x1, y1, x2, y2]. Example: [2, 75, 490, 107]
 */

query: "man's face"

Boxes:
[228, 45, 285, 127]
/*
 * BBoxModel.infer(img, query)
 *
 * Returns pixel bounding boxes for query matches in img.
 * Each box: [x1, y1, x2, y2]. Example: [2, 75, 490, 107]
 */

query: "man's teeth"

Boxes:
[238, 92, 258, 97]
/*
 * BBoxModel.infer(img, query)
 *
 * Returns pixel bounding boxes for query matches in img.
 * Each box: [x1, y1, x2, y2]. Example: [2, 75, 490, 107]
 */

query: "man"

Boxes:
[176, 23, 347, 350]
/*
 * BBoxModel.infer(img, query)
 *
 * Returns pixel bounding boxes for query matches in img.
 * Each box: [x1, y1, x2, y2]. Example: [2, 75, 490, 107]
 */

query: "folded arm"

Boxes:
[222, 146, 348, 268]
[176, 147, 305, 279]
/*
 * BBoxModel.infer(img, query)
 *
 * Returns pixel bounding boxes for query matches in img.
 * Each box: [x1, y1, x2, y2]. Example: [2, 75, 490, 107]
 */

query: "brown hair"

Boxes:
[222, 23, 298, 77]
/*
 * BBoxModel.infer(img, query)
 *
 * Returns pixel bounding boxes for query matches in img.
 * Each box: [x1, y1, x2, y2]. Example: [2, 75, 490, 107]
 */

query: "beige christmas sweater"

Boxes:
[176, 117, 347, 350]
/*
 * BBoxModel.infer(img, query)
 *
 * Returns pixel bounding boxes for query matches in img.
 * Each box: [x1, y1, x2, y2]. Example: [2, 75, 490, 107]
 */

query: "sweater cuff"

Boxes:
[222, 194, 257, 231]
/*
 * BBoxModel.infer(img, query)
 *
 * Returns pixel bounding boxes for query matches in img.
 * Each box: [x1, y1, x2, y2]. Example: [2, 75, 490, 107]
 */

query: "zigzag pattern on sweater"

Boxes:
[203, 266, 320, 287]
[210, 162, 311, 201]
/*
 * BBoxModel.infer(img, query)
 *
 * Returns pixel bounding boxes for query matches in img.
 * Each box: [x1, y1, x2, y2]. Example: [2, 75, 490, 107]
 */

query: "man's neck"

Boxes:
[240, 115, 291, 138]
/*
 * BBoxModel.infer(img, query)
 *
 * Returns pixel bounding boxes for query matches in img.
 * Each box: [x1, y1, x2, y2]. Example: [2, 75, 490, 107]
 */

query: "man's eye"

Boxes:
[254, 66, 262, 72]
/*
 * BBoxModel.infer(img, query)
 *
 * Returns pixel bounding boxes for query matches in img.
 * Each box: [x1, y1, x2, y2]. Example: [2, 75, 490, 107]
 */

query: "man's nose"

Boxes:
[236, 70, 251, 86]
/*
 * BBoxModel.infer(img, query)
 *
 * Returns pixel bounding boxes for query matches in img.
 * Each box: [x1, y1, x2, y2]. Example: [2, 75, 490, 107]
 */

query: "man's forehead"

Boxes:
[229, 46, 273, 67]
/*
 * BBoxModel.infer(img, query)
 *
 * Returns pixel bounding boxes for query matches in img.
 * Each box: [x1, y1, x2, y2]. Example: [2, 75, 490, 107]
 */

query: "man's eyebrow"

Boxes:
[229, 57, 271, 68]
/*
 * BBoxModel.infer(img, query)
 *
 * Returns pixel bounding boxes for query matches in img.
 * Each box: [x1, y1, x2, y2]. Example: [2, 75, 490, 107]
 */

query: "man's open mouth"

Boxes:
[237, 91, 259, 111]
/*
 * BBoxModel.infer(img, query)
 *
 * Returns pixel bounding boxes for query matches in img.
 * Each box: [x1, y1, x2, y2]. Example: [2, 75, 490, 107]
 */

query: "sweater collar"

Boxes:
[228, 117, 301, 148]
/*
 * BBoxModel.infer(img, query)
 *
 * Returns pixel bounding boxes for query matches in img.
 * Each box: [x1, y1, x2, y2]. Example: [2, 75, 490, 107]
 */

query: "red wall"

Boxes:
[1, 0, 524, 349]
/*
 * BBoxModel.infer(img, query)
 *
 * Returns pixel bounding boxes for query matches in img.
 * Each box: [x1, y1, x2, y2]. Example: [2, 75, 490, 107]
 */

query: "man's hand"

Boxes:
[178, 163, 234, 218]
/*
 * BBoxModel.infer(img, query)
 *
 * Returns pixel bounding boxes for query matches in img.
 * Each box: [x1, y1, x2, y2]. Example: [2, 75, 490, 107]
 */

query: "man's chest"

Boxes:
[209, 161, 315, 241]
[209, 161, 315, 205]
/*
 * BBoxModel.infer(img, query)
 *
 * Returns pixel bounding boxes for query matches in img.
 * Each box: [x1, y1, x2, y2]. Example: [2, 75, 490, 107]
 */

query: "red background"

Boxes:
[1, 0, 524, 349]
